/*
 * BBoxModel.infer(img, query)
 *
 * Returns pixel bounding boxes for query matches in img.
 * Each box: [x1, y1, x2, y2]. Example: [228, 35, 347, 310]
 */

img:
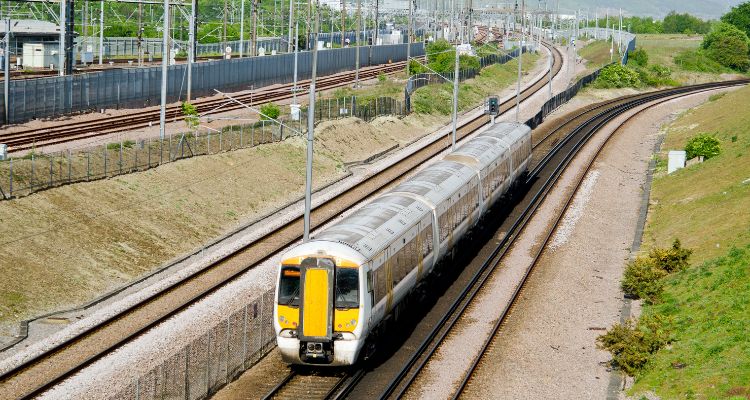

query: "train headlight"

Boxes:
[279, 329, 297, 338]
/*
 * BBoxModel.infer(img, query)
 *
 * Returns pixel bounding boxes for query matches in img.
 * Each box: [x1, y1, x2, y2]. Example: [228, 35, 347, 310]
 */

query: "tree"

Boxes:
[702, 23, 750, 71]
[721, 2, 750, 38]
[662, 11, 711, 34]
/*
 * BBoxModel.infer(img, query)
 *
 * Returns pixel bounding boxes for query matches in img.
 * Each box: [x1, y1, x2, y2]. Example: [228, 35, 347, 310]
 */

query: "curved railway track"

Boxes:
[370, 80, 749, 400]
[0, 59, 420, 153]
[0, 42, 563, 400]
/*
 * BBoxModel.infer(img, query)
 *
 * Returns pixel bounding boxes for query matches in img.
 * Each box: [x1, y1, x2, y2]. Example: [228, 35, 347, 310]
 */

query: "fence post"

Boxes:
[251, 124, 254, 147]
[148, 138, 151, 168]
[49, 156, 53, 187]
[134, 144, 138, 171]
[225, 319, 230, 383]
[184, 344, 190, 400]
[242, 305, 248, 368]
[240, 124, 244, 147]
[219, 130, 223, 152]
[169, 134, 173, 161]
[67, 150, 72, 182]
[207, 131, 211, 155]
[104, 146, 108, 176]
[86, 151, 90, 181]
[31, 153, 34, 191]
[206, 330, 211, 396]
[9, 158, 13, 197]
[119, 141, 123, 174]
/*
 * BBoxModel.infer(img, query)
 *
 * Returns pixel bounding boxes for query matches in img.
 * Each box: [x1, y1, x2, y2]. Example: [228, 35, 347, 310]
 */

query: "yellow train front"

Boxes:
[273, 122, 532, 366]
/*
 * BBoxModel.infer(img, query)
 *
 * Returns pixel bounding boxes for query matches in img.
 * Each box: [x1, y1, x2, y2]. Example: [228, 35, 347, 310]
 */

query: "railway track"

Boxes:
[0, 42, 563, 399]
[260, 369, 365, 400]
[369, 79, 749, 400]
[0, 59, 419, 153]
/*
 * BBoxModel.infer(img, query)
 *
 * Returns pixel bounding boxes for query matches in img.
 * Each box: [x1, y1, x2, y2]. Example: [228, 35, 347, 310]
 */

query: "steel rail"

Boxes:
[375, 79, 748, 400]
[0, 42, 565, 400]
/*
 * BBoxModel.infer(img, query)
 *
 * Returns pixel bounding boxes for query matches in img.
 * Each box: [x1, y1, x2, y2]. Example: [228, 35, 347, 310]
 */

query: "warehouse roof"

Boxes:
[0, 19, 62, 37]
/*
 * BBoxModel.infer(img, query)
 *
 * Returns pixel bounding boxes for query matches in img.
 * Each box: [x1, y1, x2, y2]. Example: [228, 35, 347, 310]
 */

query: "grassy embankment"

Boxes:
[623, 84, 750, 398]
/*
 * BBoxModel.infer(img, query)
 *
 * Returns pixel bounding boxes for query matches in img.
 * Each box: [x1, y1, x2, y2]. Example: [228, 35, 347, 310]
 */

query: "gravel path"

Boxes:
[452, 90, 737, 399]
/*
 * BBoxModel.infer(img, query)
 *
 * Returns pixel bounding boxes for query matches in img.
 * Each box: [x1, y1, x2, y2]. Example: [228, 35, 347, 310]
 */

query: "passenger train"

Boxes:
[273, 122, 532, 366]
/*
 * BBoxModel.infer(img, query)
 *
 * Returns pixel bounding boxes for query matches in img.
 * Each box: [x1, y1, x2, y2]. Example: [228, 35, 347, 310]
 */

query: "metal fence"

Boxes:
[404, 47, 525, 112]
[0, 42, 424, 125]
[0, 95, 404, 200]
[114, 290, 276, 400]
[523, 35, 637, 129]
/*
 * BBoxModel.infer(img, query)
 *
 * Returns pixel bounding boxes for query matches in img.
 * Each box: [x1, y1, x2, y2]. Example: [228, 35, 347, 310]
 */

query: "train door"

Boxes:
[298, 257, 336, 363]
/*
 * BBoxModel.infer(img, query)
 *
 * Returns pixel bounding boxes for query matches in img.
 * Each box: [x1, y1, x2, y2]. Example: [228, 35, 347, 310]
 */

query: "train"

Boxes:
[273, 121, 532, 366]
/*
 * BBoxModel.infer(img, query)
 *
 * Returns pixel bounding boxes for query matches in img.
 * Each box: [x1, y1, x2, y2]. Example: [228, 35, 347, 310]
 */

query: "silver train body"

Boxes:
[273, 122, 532, 366]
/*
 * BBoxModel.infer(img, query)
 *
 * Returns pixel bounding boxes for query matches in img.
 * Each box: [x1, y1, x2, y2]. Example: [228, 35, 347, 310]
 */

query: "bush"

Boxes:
[378, 73, 387, 82]
[408, 59, 425, 75]
[597, 316, 671, 376]
[622, 257, 669, 302]
[593, 64, 642, 88]
[622, 240, 693, 301]
[629, 47, 649, 67]
[702, 22, 750, 71]
[260, 103, 280, 120]
[721, 2, 750, 38]
[673, 49, 729, 73]
[685, 133, 721, 159]
[635, 64, 677, 87]
[649, 239, 693, 273]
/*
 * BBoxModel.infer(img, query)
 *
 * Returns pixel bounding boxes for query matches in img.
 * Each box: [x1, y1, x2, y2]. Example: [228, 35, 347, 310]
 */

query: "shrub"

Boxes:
[597, 316, 671, 376]
[408, 60, 425, 75]
[622, 240, 693, 301]
[635, 64, 677, 87]
[685, 133, 721, 159]
[378, 73, 387, 82]
[629, 47, 649, 67]
[702, 22, 750, 71]
[649, 239, 693, 273]
[181, 101, 199, 130]
[260, 103, 280, 120]
[674, 49, 729, 73]
[622, 256, 669, 302]
[593, 64, 642, 88]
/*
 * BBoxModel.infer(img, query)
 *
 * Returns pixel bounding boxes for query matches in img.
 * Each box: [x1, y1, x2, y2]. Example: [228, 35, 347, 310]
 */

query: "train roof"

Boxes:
[309, 122, 530, 261]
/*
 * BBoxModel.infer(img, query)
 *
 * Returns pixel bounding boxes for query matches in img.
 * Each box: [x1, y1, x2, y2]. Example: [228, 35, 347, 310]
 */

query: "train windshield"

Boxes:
[278, 266, 300, 306]
[335, 267, 359, 309]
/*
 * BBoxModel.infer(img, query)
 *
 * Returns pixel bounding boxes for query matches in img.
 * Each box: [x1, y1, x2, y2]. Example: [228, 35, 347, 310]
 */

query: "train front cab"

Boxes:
[275, 253, 365, 366]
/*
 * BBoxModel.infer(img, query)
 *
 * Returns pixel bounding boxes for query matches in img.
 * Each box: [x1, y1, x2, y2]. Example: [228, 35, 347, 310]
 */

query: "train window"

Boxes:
[373, 266, 386, 304]
[278, 266, 300, 306]
[335, 267, 359, 309]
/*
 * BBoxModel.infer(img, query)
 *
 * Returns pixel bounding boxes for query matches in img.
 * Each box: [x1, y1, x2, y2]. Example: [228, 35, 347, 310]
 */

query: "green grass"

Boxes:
[628, 83, 750, 399]
[579, 40, 617, 69]
[631, 245, 750, 399]
[411, 53, 540, 115]
[646, 84, 750, 262]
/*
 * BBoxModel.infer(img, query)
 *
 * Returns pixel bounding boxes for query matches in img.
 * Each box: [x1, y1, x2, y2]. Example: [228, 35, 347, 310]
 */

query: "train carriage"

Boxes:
[274, 122, 532, 366]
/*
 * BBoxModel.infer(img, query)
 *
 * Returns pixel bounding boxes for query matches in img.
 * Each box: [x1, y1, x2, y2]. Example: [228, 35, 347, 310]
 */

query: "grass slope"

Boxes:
[631, 84, 750, 398]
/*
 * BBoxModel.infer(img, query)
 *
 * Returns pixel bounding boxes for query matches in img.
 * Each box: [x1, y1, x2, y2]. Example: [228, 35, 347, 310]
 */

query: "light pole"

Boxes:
[355, 0, 361, 87]
[99, 0, 104, 65]
[4, 17, 10, 124]
[159, 0, 169, 140]
[515, 0, 524, 122]
[451, 32, 459, 151]
[303, 0, 321, 242]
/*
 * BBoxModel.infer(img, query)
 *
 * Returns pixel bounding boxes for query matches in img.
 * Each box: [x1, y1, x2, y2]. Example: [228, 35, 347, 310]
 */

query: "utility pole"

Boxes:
[406, 0, 412, 75]
[240, 0, 245, 57]
[304, 0, 321, 242]
[252, 0, 258, 55]
[159, 0, 169, 140]
[341, 0, 346, 48]
[374, 0, 379, 45]
[187, 0, 196, 101]
[4, 17, 10, 124]
[451, 25, 459, 151]
[223, 0, 228, 57]
[293, 20, 299, 103]
[138, 0, 143, 65]
[355, 0, 361, 86]
[58, 0, 65, 75]
[515, 0, 524, 122]
[287, 0, 294, 53]
[98, 0, 104, 65]
[306, 0, 311, 49]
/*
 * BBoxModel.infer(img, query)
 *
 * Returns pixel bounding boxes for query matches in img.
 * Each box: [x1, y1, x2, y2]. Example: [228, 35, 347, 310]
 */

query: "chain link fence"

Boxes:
[0, 94, 404, 200]
[114, 290, 276, 400]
